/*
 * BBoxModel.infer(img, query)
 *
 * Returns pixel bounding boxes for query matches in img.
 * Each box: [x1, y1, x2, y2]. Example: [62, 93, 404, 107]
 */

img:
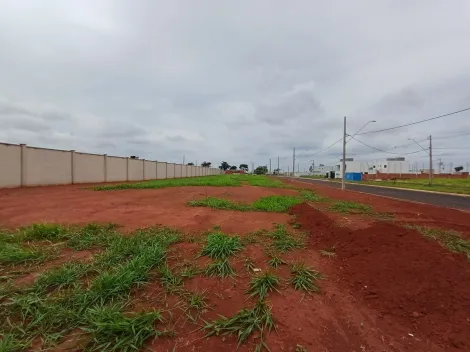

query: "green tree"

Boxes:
[201, 161, 212, 167]
[187, 162, 194, 166]
[254, 166, 268, 175]
[229, 165, 237, 170]
[239, 164, 249, 171]
[219, 161, 231, 170]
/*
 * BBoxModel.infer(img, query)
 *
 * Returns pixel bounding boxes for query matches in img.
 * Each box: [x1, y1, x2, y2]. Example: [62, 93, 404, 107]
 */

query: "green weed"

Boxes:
[290, 262, 323, 292]
[299, 189, 327, 202]
[202, 300, 274, 349]
[83, 301, 164, 352]
[244, 257, 255, 272]
[268, 256, 285, 268]
[22, 223, 68, 241]
[247, 272, 280, 300]
[251, 196, 302, 213]
[268, 225, 304, 252]
[0, 243, 48, 265]
[0, 333, 28, 352]
[329, 201, 372, 214]
[179, 263, 200, 279]
[34, 262, 90, 292]
[188, 197, 250, 211]
[201, 232, 243, 259]
[204, 259, 234, 278]
[159, 264, 183, 292]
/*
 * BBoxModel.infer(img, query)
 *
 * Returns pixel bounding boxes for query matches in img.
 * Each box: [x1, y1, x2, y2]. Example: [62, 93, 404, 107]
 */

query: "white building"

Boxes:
[334, 157, 412, 179]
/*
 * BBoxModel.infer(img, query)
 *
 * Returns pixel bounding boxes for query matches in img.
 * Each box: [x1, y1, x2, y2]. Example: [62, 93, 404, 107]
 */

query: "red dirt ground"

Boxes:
[2, 180, 470, 351]
[0, 184, 296, 233]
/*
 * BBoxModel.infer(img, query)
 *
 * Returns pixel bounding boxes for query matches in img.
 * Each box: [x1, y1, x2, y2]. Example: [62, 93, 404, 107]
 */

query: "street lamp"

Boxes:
[342, 119, 376, 190]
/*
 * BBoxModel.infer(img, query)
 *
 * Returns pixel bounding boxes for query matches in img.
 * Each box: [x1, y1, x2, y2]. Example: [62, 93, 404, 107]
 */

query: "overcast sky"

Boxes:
[1, 0, 469, 171]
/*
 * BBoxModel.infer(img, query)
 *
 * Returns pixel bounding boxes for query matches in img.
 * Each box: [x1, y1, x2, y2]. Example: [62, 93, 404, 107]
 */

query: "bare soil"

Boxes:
[1, 180, 470, 351]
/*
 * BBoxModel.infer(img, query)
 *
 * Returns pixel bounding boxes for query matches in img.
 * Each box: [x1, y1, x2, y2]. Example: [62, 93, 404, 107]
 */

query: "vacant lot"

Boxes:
[1, 175, 470, 352]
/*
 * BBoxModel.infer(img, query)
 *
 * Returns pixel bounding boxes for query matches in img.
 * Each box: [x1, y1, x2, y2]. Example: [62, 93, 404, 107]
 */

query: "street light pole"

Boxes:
[429, 135, 433, 185]
[342, 116, 346, 190]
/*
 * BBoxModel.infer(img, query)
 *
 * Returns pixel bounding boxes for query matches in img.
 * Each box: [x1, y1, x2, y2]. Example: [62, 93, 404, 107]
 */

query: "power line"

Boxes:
[357, 107, 470, 135]
[296, 137, 343, 158]
[350, 136, 425, 156]
[432, 132, 470, 140]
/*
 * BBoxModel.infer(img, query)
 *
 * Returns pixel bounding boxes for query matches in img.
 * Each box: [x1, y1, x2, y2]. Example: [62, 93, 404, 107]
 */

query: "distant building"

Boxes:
[334, 157, 412, 179]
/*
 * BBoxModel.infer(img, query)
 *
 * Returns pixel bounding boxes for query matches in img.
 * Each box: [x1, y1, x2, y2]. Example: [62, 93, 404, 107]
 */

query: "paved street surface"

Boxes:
[292, 178, 470, 211]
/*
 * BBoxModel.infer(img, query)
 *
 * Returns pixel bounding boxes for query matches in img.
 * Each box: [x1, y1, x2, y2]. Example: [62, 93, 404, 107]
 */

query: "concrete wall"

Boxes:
[128, 159, 144, 181]
[144, 160, 157, 180]
[26, 147, 72, 186]
[167, 163, 175, 178]
[0, 142, 222, 188]
[75, 153, 105, 184]
[175, 164, 183, 178]
[0, 143, 22, 188]
[157, 162, 167, 179]
[107, 157, 127, 182]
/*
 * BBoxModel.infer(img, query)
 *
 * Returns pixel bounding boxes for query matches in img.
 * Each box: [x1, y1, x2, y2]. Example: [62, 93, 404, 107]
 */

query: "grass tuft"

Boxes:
[83, 301, 164, 352]
[268, 224, 304, 252]
[299, 189, 327, 202]
[329, 201, 371, 214]
[0, 243, 49, 265]
[319, 245, 336, 258]
[159, 263, 183, 292]
[22, 223, 68, 241]
[247, 272, 280, 300]
[202, 300, 274, 349]
[34, 261, 90, 292]
[267, 256, 285, 268]
[201, 232, 243, 259]
[290, 262, 323, 292]
[189, 195, 302, 213]
[204, 259, 234, 278]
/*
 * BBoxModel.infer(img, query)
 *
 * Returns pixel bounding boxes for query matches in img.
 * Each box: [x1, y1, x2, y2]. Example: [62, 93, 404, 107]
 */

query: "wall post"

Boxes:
[142, 159, 145, 180]
[71, 150, 76, 184]
[20, 144, 27, 187]
[165, 162, 168, 179]
[104, 154, 108, 182]
[126, 157, 129, 181]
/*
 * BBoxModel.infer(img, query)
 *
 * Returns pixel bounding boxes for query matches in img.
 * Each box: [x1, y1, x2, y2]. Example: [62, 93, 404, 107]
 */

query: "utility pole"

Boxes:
[288, 166, 290, 176]
[292, 148, 295, 177]
[342, 116, 347, 190]
[252, 162, 254, 174]
[297, 164, 300, 173]
[429, 135, 433, 185]
[269, 159, 271, 174]
[277, 156, 280, 173]
[183, 155, 185, 165]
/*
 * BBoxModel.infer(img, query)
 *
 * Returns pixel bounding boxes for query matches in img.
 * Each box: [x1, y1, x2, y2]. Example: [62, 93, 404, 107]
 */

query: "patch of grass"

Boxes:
[202, 300, 274, 349]
[179, 263, 200, 279]
[0, 333, 28, 352]
[34, 262, 90, 292]
[185, 290, 208, 311]
[188, 197, 251, 211]
[159, 263, 183, 292]
[292, 222, 302, 229]
[251, 195, 302, 213]
[83, 301, 165, 352]
[0, 242, 49, 265]
[242, 175, 288, 188]
[328, 200, 372, 214]
[67, 223, 118, 250]
[290, 262, 323, 292]
[405, 224, 470, 259]
[22, 223, 69, 241]
[299, 189, 327, 202]
[247, 272, 280, 300]
[267, 256, 285, 268]
[189, 195, 303, 213]
[268, 224, 304, 252]
[201, 232, 243, 259]
[94, 175, 241, 191]
[362, 178, 470, 195]
[204, 259, 234, 278]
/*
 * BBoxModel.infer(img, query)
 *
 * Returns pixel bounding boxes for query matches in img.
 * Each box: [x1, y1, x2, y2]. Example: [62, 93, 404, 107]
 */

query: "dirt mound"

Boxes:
[291, 203, 470, 351]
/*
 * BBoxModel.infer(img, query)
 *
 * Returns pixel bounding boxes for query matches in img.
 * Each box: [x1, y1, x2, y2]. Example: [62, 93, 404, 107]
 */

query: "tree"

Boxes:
[229, 165, 237, 170]
[254, 166, 268, 175]
[239, 164, 249, 171]
[455, 166, 464, 172]
[201, 161, 212, 167]
[219, 161, 231, 171]
[273, 168, 281, 175]
[187, 162, 194, 166]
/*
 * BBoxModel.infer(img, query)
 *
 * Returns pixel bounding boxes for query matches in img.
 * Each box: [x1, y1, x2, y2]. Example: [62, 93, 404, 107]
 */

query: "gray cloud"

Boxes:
[1, 0, 470, 171]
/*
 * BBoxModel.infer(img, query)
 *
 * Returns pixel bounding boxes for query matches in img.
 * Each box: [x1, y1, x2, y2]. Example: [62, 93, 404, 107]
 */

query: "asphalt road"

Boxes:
[291, 178, 470, 211]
